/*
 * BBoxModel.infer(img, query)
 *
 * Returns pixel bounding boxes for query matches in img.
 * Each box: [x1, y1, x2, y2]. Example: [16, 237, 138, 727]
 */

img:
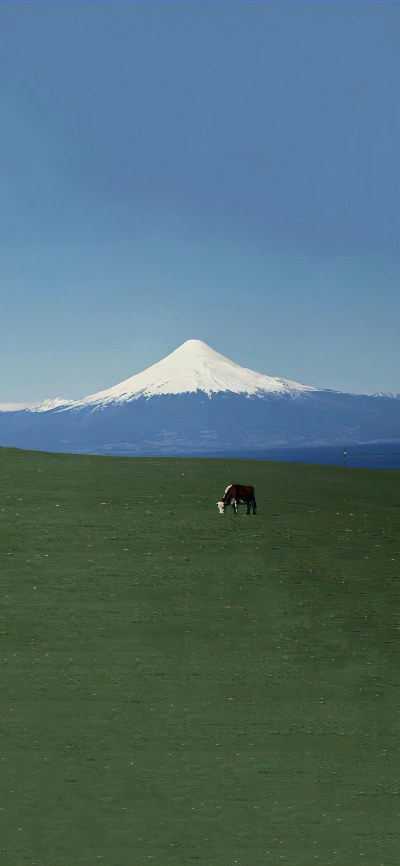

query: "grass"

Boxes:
[0, 447, 399, 866]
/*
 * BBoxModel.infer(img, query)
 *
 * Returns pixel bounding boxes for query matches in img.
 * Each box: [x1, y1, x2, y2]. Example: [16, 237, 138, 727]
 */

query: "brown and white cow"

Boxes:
[217, 484, 257, 515]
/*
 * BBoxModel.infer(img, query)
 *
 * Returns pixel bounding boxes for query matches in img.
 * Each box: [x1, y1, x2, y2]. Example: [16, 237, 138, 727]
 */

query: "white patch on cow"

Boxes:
[224, 485, 232, 494]
[216, 501, 225, 514]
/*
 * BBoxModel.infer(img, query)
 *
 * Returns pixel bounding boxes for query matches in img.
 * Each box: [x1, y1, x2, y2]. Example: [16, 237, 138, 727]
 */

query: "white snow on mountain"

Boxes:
[31, 398, 74, 412]
[58, 340, 317, 411]
[0, 398, 73, 413]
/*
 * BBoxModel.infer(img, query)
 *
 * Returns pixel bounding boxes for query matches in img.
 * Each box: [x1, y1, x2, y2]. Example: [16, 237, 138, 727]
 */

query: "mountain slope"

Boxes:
[0, 390, 399, 457]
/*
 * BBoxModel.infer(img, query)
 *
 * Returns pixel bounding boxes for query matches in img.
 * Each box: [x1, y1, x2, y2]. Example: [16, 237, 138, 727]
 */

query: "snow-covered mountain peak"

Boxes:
[32, 398, 74, 413]
[0, 397, 73, 413]
[58, 340, 316, 411]
[168, 338, 217, 357]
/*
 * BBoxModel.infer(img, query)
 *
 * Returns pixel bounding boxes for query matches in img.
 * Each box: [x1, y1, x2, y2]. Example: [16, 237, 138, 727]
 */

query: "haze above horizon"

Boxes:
[0, 2, 399, 401]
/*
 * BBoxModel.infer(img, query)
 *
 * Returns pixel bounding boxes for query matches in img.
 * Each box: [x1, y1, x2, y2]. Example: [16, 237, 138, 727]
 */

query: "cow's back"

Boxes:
[231, 484, 254, 500]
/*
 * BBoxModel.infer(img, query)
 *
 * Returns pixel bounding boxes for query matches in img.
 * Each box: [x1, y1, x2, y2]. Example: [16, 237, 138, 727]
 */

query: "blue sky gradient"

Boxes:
[1, 1, 399, 400]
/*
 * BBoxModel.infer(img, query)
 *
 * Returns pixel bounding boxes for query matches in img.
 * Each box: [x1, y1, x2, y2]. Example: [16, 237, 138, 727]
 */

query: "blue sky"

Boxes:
[0, 1, 399, 401]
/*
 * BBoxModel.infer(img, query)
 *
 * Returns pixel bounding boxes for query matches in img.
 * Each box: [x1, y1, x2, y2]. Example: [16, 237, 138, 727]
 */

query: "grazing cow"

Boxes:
[217, 484, 257, 515]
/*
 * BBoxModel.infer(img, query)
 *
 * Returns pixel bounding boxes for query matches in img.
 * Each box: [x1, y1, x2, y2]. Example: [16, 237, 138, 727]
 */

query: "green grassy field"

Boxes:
[0, 447, 399, 866]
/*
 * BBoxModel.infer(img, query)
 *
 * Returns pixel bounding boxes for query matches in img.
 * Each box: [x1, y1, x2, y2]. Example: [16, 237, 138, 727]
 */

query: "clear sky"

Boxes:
[1, 1, 399, 401]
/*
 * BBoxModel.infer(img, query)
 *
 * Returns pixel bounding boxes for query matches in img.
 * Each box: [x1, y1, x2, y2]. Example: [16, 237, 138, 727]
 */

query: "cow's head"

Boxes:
[216, 500, 226, 514]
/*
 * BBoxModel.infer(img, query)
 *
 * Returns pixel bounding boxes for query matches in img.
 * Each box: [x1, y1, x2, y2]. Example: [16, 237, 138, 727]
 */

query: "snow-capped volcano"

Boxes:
[0, 339, 398, 458]
[60, 339, 316, 410]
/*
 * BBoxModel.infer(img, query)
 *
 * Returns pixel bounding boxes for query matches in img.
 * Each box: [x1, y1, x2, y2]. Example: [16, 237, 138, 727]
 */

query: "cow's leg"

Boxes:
[232, 500, 237, 514]
[252, 499, 257, 515]
[246, 502, 251, 515]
